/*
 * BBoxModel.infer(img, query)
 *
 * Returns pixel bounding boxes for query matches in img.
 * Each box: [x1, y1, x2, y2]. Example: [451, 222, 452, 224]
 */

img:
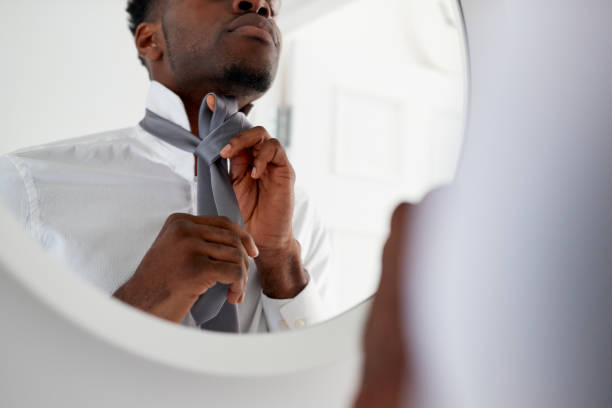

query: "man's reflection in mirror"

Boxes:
[0, 0, 334, 333]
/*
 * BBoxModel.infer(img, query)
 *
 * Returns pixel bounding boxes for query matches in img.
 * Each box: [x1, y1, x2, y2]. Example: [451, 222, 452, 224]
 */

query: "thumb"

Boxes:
[206, 94, 216, 111]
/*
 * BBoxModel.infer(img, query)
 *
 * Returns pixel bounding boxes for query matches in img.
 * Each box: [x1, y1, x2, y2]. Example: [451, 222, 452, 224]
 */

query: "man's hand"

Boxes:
[209, 95, 308, 299]
[113, 213, 259, 323]
[355, 203, 413, 408]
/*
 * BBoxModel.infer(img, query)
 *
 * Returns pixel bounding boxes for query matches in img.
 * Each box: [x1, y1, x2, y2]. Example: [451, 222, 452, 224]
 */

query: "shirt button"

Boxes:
[294, 319, 306, 329]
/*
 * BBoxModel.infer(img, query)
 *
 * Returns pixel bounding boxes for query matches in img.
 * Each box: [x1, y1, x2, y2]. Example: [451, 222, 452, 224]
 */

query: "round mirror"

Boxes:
[0, 0, 469, 406]
[0, 0, 468, 334]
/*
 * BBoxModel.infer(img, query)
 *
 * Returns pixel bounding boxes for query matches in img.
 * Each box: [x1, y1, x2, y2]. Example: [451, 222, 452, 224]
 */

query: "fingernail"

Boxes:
[251, 167, 257, 178]
[207, 95, 215, 110]
[253, 246, 260, 258]
[220, 144, 231, 157]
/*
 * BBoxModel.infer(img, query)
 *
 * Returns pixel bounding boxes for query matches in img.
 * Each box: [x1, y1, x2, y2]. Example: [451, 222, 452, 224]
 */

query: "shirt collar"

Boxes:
[145, 81, 192, 132]
[138, 81, 196, 181]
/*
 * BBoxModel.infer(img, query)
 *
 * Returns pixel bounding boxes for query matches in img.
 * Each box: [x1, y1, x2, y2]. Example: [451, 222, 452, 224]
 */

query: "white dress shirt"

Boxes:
[0, 81, 333, 333]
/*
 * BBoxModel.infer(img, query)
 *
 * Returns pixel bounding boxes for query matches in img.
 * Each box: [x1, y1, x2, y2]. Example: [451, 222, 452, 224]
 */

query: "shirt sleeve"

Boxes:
[261, 275, 329, 331]
[260, 187, 335, 331]
[0, 155, 30, 227]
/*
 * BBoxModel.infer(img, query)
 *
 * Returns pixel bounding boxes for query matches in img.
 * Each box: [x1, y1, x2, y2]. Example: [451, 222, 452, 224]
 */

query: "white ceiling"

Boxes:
[278, 0, 357, 33]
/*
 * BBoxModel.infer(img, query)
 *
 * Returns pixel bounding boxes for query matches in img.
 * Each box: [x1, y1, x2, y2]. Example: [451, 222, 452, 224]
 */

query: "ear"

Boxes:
[134, 23, 164, 64]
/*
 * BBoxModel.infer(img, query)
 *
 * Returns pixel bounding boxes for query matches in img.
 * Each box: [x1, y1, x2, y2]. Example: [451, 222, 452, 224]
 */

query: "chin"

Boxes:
[221, 62, 277, 95]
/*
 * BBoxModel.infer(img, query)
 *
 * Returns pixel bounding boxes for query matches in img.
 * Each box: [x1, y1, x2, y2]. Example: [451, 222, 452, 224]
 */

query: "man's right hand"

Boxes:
[113, 213, 259, 323]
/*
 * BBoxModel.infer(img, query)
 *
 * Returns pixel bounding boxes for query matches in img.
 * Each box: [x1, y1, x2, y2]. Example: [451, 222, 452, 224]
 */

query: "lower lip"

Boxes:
[230, 25, 275, 45]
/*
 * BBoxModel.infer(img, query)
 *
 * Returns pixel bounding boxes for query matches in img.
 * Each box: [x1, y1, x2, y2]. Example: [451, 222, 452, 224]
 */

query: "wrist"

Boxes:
[256, 239, 309, 299]
[113, 274, 197, 323]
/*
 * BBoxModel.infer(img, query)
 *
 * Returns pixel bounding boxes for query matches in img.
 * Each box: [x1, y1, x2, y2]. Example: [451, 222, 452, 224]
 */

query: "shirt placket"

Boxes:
[191, 175, 198, 215]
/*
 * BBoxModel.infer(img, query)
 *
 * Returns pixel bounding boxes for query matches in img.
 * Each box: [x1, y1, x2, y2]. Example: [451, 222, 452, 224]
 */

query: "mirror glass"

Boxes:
[0, 0, 467, 332]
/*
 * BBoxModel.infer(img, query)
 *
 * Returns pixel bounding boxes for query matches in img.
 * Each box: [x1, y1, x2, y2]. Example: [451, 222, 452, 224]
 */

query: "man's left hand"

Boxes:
[207, 95, 308, 299]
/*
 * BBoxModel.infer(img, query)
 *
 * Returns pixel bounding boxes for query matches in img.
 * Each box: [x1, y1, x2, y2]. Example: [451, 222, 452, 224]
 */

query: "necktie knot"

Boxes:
[196, 94, 251, 166]
[196, 114, 250, 166]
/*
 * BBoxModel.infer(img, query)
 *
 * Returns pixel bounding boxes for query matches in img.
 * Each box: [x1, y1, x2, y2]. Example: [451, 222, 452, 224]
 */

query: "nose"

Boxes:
[232, 0, 272, 18]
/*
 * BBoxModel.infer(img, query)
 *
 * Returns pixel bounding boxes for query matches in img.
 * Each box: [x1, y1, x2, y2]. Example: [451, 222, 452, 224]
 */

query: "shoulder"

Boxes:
[0, 156, 31, 226]
[0, 155, 26, 193]
[8, 127, 139, 161]
[1, 127, 145, 214]
[4, 127, 162, 178]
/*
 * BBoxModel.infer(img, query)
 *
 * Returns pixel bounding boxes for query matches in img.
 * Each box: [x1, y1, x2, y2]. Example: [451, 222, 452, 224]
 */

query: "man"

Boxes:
[0, 0, 332, 333]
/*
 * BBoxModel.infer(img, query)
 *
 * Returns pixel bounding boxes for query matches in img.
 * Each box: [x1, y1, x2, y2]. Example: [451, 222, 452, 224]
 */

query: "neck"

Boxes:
[181, 92, 255, 137]
[180, 92, 204, 137]
[151, 79, 254, 137]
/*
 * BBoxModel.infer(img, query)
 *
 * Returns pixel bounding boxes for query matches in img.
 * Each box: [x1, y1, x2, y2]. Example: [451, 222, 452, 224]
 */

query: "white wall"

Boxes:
[255, 0, 467, 313]
[0, 0, 150, 154]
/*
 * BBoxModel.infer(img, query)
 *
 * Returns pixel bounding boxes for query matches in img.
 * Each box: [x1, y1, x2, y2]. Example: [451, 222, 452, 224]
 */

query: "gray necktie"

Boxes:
[139, 93, 252, 333]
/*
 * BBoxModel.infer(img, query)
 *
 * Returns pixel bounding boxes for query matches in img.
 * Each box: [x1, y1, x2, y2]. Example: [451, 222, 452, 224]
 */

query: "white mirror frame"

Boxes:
[0, 199, 372, 376]
[0, 202, 370, 406]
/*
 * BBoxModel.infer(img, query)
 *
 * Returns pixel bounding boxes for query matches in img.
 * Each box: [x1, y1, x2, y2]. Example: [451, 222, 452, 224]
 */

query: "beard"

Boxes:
[167, 49, 276, 97]
[220, 63, 274, 94]
[162, 22, 278, 98]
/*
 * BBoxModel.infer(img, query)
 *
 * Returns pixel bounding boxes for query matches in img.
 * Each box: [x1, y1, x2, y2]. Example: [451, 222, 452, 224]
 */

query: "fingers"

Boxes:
[206, 94, 216, 112]
[205, 259, 249, 305]
[251, 138, 292, 179]
[188, 223, 252, 264]
[208, 97, 280, 174]
[162, 213, 257, 304]
[216, 119, 292, 180]
[207, 93, 252, 116]
[390, 203, 413, 237]
[178, 214, 259, 258]
[227, 284, 245, 305]
[222, 134, 292, 180]
[190, 238, 250, 271]
[186, 215, 255, 304]
[220, 127, 270, 159]
[207, 217, 259, 258]
[383, 203, 413, 272]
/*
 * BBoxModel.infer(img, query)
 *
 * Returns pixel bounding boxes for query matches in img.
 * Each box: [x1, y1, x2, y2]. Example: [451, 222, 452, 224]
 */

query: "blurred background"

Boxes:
[0, 0, 467, 315]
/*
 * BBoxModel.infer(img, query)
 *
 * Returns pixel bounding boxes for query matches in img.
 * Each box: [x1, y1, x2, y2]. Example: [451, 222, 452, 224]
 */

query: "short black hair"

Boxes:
[126, 0, 160, 67]
[126, 0, 157, 36]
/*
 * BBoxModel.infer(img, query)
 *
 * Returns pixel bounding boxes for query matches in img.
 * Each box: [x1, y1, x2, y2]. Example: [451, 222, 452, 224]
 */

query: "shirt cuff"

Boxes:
[261, 277, 328, 332]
